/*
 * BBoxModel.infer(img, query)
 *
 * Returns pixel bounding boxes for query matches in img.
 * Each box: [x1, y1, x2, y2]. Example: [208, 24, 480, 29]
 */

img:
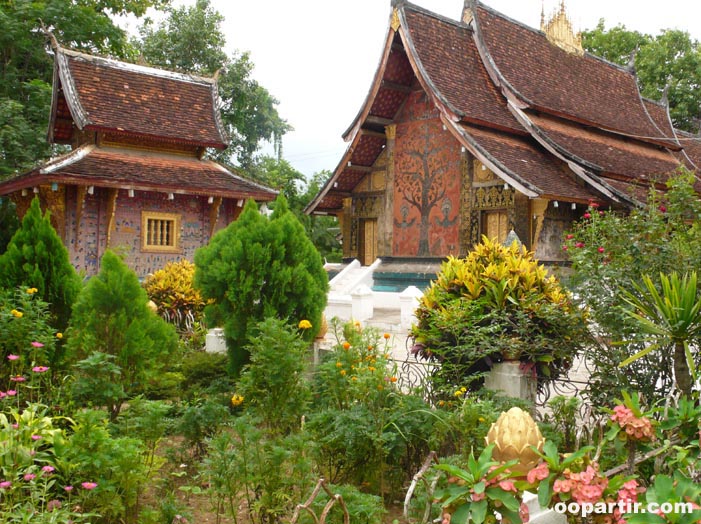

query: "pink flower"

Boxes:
[81, 482, 98, 490]
[64, 485, 74, 492]
[32, 366, 49, 373]
[0, 481, 12, 489]
[566, 234, 574, 240]
[31, 435, 42, 441]
[11, 423, 18, 429]
[42, 466, 55, 474]
[7, 354, 19, 361]
[583, 212, 592, 219]
[527, 462, 550, 484]
[47, 499, 62, 511]
[6, 390, 16, 396]
[31, 341, 44, 348]
[598, 247, 605, 253]
[553, 479, 572, 493]
[24, 473, 36, 481]
[10, 375, 26, 382]
[562, 245, 568, 251]
[499, 480, 517, 492]
[575, 242, 585, 248]
[0, 392, 5, 399]
[658, 205, 667, 213]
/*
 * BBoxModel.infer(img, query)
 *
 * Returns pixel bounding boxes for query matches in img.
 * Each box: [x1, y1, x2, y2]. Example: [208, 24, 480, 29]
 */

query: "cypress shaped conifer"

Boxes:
[194, 195, 328, 376]
[0, 197, 81, 332]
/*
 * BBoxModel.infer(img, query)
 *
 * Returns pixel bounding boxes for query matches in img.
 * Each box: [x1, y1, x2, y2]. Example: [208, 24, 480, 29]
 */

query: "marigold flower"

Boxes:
[383, 333, 391, 340]
[10, 309, 23, 318]
[390, 376, 397, 383]
[230, 394, 244, 407]
[56, 333, 63, 339]
[7, 354, 19, 361]
[340, 369, 347, 376]
[26, 288, 38, 294]
[298, 319, 312, 329]
[342, 341, 351, 350]
[335, 361, 342, 368]
[81, 482, 98, 490]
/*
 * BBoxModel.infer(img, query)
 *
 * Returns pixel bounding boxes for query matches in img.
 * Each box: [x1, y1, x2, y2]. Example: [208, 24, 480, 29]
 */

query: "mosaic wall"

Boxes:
[65, 188, 235, 278]
[392, 91, 461, 257]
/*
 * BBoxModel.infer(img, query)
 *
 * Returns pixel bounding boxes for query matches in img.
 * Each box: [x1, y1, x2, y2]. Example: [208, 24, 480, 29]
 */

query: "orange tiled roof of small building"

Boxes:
[0, 146, 276, 200]
[50, 47, 227, 148]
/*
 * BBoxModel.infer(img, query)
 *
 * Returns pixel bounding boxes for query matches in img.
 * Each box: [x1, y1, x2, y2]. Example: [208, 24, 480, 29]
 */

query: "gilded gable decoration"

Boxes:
[391, 8, 401, 32]
[541, 0, 583, 55]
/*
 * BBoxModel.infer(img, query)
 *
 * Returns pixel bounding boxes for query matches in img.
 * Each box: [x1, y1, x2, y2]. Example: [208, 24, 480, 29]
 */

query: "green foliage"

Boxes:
[0, 199, 19, 251]
[411, 236, 587, 396]
[0, 198, 82, 333]
[66, 250, 178, 419]
[71, 352, 126, 417]
[298, 483, 386, 524]
[177, 399, 229, 457]
[237, 317, 311, 433]
[0, 287, 59, 375]
[180, 350, 230, 394]
[620, 272, 701, 396]
[143, 259, 206, 328]
[134, 0, 290, 168]
[582, 21, 701, 132]
[564, 170, 701, 403]
[308, 322, 439, 497]
[0, 0, 167, 178]
[433, 445, 522, 524]
[194, 195, 328, 376]
[201, 416, 314, 524]
[626, 472, 701, 524]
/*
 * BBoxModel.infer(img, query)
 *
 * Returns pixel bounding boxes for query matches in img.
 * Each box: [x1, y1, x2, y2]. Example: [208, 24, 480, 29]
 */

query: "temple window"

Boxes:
[141, 211, 180, 252]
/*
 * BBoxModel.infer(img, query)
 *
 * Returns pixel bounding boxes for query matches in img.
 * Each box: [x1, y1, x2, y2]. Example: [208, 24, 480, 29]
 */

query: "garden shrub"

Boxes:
[564, 169, 701, 404]
[180, 351, 231, 395]
[410, 236, 588, 397]
[143, 259, 206, 334]
[237, 316, 311, 433]
[177, 398, 230, 457]
[0, 197, 82, 333]
[297, 483, 386, 524]
[66, 250, 178, 420]
[194, 195, 328, 376]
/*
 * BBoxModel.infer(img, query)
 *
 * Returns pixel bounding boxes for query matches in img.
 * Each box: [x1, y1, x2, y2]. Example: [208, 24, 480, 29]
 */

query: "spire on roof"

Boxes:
[462, 0, 475, 25]
[541, 0, 583, 55]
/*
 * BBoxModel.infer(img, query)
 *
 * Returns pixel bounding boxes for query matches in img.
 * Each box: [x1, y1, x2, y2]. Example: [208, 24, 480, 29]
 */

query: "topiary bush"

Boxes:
[194, 195, 328, 376]
[410, 236, 589, 397]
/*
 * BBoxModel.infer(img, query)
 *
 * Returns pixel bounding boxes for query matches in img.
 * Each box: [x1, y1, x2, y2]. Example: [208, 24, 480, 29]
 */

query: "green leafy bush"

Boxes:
[411, 236, 588, 396]
[66, 250, 178, 420]
[194, 195, 328, 376]
[0, 197, 81, 333]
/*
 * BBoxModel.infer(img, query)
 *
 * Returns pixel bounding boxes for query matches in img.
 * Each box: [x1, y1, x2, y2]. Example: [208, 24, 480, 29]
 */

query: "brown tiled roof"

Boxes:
[457, 123, 599, 201]
[403, 6, 522, 133]
[676, 130, 701, 171]
[528, 113, 682, 182]
[52, 48, 227, 148]
[0, 146, 276, 200]
[474, 5, 666, 145]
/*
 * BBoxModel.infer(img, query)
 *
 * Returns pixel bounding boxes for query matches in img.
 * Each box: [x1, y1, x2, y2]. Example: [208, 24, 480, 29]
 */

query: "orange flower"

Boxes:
[383, 333, 391, 340]
[342, 341, 351, 350]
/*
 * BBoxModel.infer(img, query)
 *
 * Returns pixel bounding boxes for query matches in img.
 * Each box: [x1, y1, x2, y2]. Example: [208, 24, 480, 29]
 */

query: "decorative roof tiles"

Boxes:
[50, 47, 228, 148]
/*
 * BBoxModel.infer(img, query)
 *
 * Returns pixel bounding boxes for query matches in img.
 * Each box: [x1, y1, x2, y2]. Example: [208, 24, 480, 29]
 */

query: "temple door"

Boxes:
[358, 218, 377, 266]
[483, 210, 508, 244]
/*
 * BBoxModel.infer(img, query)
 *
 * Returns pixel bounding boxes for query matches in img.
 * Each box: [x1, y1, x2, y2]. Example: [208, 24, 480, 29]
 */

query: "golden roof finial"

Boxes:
[542, 0, 583, 55]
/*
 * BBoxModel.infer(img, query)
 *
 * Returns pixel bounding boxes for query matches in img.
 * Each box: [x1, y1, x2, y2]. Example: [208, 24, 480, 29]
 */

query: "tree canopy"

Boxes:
[582, 20, 701, 132]
[134, 0, 291, 168]
[0, 0, 169, 179]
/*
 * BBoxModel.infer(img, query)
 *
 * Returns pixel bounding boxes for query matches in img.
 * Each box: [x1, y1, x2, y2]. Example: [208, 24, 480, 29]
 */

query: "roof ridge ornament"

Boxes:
[391, 8, 401, 32]
[540, 0, 583, 55]
[462, 0, 476, 25]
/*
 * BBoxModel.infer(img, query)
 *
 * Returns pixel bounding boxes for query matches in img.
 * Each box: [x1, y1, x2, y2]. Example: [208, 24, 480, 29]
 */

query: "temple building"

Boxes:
[0, 41, 276, 277]
[306, 0, 701, 270]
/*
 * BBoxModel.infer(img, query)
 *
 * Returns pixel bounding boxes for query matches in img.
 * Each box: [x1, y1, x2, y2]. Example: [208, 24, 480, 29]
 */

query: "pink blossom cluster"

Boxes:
[553, 465, 609, 504]
[610, 405, 655, 442]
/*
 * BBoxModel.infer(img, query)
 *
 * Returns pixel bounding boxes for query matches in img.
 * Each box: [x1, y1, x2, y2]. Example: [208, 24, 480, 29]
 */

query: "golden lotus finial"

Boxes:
[485, 407, 545, 474]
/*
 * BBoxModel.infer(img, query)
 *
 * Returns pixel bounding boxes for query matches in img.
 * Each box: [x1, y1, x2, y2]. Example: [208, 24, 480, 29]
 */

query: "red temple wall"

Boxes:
[392, 91, 461, 257]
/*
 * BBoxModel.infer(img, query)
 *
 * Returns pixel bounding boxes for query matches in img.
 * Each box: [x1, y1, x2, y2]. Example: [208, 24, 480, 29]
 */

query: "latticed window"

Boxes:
[141, 211, 180, 252]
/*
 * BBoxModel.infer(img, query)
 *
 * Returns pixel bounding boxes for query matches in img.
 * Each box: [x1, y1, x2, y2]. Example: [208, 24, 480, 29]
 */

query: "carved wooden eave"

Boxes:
[530, 198, 549, 252]
[39, 184, 66, 240]
[209, 196, 222, 238]
[540, 1, 583, 56]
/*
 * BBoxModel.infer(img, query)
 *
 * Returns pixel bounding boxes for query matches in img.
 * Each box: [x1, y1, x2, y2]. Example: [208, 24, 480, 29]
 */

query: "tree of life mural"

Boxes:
[394, 119, 458, 256]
